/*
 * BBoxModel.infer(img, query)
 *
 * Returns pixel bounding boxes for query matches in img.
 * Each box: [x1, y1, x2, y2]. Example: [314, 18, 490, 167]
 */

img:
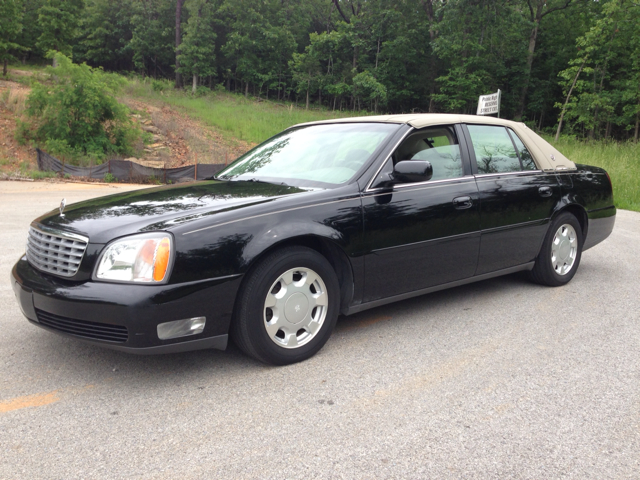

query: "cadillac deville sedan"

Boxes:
[11, 114, 616, 365]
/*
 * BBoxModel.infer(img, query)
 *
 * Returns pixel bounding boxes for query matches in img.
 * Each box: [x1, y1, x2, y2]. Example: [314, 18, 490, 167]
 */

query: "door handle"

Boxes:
[453, 196, 473, 209]
[538, 186, 553, 197]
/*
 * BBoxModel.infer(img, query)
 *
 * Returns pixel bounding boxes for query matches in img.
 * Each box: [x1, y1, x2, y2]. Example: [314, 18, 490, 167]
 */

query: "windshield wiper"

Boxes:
[234, 178, 290, 187]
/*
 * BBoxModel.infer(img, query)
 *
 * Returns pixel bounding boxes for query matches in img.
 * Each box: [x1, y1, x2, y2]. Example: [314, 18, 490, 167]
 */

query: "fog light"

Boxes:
[157, 317, 206, 340]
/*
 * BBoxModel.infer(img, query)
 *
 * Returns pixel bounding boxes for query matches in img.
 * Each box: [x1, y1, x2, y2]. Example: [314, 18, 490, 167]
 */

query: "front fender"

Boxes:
[170, 193, 364, 285]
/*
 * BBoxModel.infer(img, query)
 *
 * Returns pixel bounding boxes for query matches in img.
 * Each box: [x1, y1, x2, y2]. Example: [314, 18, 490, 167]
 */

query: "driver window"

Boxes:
[392, 125, 464, 181]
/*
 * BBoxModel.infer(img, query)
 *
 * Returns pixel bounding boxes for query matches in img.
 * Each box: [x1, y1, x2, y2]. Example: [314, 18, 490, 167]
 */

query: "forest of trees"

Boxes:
[1, 0, 639, 141]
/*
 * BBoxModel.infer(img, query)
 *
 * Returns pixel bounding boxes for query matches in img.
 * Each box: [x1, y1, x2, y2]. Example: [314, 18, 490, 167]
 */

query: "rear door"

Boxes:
[361, 124, 481, 302]
[463, 124, 560, 275]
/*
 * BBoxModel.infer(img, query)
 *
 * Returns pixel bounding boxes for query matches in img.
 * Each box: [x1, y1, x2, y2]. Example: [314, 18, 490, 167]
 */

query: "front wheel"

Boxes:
[231, 246, 340, 365]
[529, 212, 583, 287]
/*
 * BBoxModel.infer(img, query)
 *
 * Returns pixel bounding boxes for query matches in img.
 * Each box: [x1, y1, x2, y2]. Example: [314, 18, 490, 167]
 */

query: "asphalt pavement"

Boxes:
[1, 180, 639, 479]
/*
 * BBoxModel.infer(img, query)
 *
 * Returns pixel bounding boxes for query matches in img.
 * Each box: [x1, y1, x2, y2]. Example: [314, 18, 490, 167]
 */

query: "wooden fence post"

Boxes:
[194, 153, 198, 180]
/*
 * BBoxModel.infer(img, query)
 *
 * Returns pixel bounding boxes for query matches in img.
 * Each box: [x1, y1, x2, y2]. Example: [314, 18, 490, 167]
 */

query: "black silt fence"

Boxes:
[36, 149, 225, 183]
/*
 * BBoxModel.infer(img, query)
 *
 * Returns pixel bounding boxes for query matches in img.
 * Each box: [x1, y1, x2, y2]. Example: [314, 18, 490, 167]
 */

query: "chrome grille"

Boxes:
[26, 226, 88, 278]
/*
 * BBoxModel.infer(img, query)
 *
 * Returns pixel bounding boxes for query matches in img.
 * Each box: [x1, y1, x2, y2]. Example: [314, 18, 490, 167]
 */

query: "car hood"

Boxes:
[34, 180, 311, 243]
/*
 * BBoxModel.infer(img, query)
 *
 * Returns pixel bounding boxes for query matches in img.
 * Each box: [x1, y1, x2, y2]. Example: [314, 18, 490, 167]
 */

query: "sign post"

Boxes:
[476, 89, 501, 117]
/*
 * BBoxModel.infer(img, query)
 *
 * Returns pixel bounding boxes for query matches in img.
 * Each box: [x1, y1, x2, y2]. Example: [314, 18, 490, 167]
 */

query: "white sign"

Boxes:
[477, 89, 501, 116]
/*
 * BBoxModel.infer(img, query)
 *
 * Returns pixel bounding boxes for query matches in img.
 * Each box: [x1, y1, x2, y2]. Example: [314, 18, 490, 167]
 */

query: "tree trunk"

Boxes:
[306, 77, 310, 109]
[421, 0, 438, 112]
[517, 0, 578, 120]
[2, 59, 7, 76]
[192, 74, 197, 93]
[516, 9, 542, 120]
[245, 81, 248, 98]
[635, 104, 639, 143]
[555, 60, 586, 142]
[175, 0, 185, 89]
[278, 72, 281, 100]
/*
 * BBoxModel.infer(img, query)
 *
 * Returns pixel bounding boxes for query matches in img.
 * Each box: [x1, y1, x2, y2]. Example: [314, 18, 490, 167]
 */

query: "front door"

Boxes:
[362, 125, 481, 303]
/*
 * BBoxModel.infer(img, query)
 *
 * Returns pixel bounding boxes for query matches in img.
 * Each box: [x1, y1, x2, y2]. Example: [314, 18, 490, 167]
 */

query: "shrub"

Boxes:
[18, 53, 140, 163]
[103, 172, 116, 183]
[193, 86, 210, 97]
[152, 80, 166, 92]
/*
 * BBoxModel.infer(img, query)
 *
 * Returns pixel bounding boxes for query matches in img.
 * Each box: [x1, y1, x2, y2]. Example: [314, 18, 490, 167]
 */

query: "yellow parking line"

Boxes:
[0, 391, 60, 413]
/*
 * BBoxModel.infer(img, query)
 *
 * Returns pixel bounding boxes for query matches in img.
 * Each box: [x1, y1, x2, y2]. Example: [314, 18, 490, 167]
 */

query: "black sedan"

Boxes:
[11, 114, 616, 365]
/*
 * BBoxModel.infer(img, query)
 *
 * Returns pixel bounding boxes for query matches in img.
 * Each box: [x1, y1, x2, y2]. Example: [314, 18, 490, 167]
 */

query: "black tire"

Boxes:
[529, 212, 583, 287]
[231, 246, 340, 365]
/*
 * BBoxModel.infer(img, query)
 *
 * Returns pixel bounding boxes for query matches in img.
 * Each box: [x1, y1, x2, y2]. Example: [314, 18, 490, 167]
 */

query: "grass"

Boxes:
[125, 77, 367, 145]
[549, 136, 640, 212]
[1, 87, 28, 115]
[18, 161, 57, 180]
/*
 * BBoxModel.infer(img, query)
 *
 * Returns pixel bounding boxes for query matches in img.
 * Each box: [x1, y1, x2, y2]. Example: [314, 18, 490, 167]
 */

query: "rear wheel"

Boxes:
[231, 246, 340, 365]
[529, 212, 583, 287]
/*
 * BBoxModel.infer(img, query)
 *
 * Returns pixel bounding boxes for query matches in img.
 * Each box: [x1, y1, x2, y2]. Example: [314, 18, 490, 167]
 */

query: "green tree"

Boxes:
[514, 0, 586, 120]
[0, 0, 24, 76]
[352, 70, 387, 112]
[290, 44, 322, 109]
[130, 0, 176, 78]
[74, 0, 136, 71]
[14, 0, 44, 64]
[432, 0, 529, 115]
[37, 0, 83, 65]
[557, 0, 640, 140]
[221, 1, 296, 99]
[178, 0, 218, 92]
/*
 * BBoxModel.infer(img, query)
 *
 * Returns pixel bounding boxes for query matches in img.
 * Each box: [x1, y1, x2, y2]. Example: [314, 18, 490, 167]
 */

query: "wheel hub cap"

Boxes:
[551, 224, 578, 276]
[284, 293, 309, 324]
[263, 267, 328, 349]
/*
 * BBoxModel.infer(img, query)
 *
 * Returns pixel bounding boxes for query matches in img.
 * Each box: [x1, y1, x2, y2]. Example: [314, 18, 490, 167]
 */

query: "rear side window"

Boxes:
[508, 129, 537, 170]
[466, 125, 521, 174]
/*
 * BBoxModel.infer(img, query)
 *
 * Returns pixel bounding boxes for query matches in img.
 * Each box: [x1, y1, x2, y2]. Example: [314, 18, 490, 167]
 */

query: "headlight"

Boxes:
[95, 233, 173, 283]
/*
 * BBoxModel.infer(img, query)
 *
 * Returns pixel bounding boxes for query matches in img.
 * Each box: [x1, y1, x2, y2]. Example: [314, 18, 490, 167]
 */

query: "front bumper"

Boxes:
[11, 256, 243, 354]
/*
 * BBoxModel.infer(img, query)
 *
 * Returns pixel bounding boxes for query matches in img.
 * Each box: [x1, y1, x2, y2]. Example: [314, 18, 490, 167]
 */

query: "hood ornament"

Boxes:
[59, 198, 66, 217]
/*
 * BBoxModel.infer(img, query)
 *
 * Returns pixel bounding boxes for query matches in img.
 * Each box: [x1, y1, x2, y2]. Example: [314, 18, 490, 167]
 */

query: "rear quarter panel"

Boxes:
[557, 164, 616, 251]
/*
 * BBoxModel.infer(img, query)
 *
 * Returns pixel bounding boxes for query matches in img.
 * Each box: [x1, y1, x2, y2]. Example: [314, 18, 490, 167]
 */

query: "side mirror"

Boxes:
[392, 160, 433, 183]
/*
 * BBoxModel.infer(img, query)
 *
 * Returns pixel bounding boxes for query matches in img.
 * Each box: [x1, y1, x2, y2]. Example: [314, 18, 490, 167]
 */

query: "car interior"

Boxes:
[393, 127, 464, 181]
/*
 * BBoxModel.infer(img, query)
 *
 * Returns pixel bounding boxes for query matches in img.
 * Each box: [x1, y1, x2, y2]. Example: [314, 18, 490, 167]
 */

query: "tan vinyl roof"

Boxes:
[293, 113, 576, 171]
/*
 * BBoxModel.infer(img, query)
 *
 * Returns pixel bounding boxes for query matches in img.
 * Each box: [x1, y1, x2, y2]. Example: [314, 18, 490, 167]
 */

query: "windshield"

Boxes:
[216, 123, 400, 188]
